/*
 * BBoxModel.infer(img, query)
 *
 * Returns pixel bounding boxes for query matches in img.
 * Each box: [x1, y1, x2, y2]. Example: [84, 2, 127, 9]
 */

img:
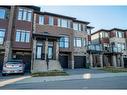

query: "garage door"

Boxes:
[0, 53, 4, 72]
[0, 54, 4, 72]
[124, 58, 127, 68]
[13, 53, 31, 73]
[74, 56, 86, 68]
[59, 55, 68, 68]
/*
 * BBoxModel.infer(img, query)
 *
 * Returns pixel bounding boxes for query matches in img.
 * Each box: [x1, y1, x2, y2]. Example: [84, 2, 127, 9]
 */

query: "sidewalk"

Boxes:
[14, 72, 127, 84]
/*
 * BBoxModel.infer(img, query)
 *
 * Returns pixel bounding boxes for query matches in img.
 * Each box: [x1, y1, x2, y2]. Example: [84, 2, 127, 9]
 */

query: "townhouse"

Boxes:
[90, 28, 127, 68]
[0, 6, 93, 73]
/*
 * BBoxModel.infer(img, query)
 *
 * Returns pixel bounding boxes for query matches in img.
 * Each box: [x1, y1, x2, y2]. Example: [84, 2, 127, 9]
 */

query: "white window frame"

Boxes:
[39, 15, 44, 25]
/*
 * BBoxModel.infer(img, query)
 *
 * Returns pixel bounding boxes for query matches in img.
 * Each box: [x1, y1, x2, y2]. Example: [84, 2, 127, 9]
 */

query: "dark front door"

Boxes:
[59, 55, 68, 68]
[124, 58, 127, 68]
[74, 56, 86, 68]
[0, 53, 4, 72]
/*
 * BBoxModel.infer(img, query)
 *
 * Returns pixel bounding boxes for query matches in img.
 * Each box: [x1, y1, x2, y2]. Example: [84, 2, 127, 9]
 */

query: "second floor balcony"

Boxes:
[87, 44, 103, 53]
[87, 43, 126, 54]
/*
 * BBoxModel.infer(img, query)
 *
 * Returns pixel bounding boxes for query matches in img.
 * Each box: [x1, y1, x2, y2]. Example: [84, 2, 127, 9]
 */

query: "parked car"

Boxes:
[2, 60, 25, 76]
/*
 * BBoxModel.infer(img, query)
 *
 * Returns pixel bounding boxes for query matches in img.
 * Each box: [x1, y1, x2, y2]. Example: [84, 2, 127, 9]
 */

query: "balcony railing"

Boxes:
[87, 45, 126, 54]
[111, 47, 125, 53]
[87, 44, 103, 51]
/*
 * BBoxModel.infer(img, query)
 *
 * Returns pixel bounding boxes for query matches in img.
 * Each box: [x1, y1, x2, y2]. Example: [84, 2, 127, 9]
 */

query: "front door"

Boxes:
[48, 42, 53, 60]
[48, 46, 53, 59]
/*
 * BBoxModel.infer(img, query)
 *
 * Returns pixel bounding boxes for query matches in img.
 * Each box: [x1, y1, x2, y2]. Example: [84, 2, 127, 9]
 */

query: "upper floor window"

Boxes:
[73, 23, 83, 31]
[73, 23, 78, 31]
[78, 24, 82, 31]
[58, 18, 71, 28]
[39, 15, 44, 25]
[15, 29, 30, 43]
[59, 35, 69, 48]
[48, 16, 54, 25]
[74, 37, 82, 47]
[0, 29, 5, 45]
[18, 8, 32, 22]
[58, 18, 61, 27]
[116, 31, 124, 38]
[87, 29, 91, 35]
[61, 19, 67, 28]
[0, 9, 5, 19]
[100, 32, 109, 38]
[84, 38, 87, 46]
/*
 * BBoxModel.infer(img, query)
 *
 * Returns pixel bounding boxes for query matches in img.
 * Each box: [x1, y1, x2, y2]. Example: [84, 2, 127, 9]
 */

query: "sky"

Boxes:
[41, 6, 127, 33]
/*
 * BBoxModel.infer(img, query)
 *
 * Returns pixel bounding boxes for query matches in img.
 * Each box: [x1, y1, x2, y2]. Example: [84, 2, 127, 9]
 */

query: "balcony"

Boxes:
[110, 47, 125, 54]
[87, 44, 103, 53]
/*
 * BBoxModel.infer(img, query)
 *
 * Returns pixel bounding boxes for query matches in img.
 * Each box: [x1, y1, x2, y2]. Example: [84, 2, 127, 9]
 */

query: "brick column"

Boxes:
[121, 55, 124, 68]
[112, 55, 117, 67]
[4, 6, 15, 63]
[71, 53, 74, 69]
[31, 38, 36, 70]
[100, 54, 103, 67]
[55, 40, 59, 60]
[89, 54, 93, 67]
[45, 38, 48, 60]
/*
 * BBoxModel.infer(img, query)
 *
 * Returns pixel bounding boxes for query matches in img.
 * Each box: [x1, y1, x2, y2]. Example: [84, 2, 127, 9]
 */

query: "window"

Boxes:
[61, 19, 67, 28]
[73, 23, 78, 31]
[73, 23, 83, 31]
[26, 32, 30, 42]
[84, 38, 87, 46]
[58, 18, 71, 28]
[0, 29, 5, 44]
[59, 35, 69, 48]
[39, 15, 44, 25]
[36, 42, 44, 59]
[0, 9, 5, 19]
[87, 29, 91, 35]
[83, 25, 87, 32]
[58, 18, 61, 27]
[49, 16, 54, 25]
[21, 32, 26, 42]
[15, 31, 20, 42]
[78, 24, 81, 31]
[15, 30, 30, 43]
[116, 31, 124, 38]
[74, 37, 82, 47]
[100, 32, 109, 38]
[112, 42, 125, 52]
[67, 20, 71, 28]
[27, 10, 32, 21]
[18, 8, 32, 21]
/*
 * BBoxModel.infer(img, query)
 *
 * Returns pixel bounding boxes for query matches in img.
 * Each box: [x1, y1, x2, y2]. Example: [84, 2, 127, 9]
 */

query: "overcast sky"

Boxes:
[41, 6, 127, 33]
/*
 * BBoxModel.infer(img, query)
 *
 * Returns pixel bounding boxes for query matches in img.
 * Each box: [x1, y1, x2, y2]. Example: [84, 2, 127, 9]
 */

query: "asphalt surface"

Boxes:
[64, 68, 107, 75]
[1, 76, 127, 89]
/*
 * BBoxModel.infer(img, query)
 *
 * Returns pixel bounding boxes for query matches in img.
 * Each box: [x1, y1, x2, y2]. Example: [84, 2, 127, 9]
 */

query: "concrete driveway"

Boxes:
[64, 68, 107, 75]
[0, 73, 30, 82]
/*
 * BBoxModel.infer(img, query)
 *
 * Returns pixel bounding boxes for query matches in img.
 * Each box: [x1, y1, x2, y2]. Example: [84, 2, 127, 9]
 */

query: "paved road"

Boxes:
[1, 76, 127, 89]
[64, 68, 107, 75]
